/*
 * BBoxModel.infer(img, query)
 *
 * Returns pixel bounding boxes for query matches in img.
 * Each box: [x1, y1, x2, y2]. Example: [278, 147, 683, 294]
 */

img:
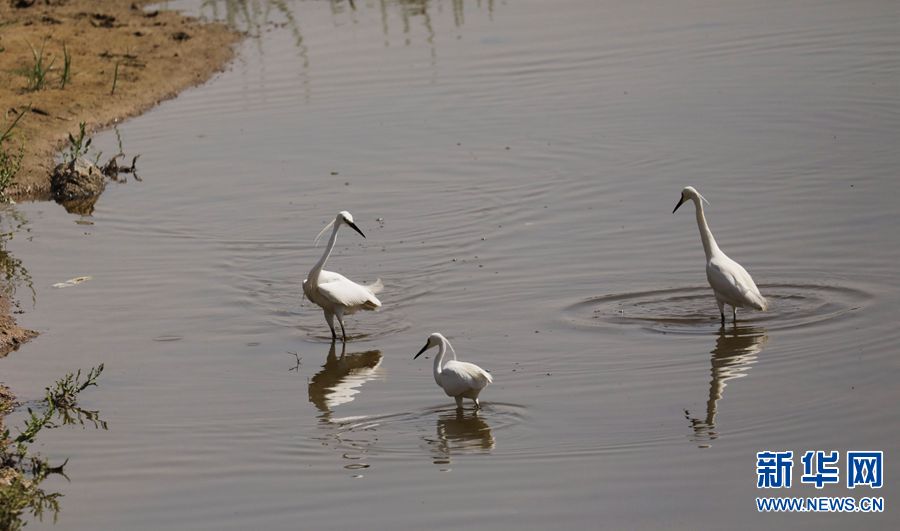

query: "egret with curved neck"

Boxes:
[673, 186, 768, 323]
[414, 333, 493, 410]
[303, 211, 383, 341]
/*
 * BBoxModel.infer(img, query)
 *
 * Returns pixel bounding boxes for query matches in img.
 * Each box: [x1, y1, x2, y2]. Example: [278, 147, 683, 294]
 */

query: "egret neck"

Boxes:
[432, 335, 456, 386]
[692, 196, 721, 261]
[308, 221, 340, 285]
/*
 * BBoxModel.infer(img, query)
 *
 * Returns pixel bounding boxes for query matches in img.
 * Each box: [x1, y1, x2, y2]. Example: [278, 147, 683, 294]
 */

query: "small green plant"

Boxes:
[0, 243, 33, 303]
[46, 364, 104, 409]
[23, 40, 56, 92]
[59, 43, 72, 89]
[0, 472, 62, 531]
[110, 61, 120, 95]
[1, 406, 61, 530]
[0, 112, 25, 146]
[10, 408, 54, 453]
[0, 111, 27, 199]
[0, 203, 34, 303]
[1, 364, 105, 529]
[0, 147, 23, 199]
[62, 122, 91, 166]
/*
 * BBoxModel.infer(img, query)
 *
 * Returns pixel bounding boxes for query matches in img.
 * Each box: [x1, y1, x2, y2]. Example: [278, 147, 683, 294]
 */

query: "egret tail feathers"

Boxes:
[751, 294, 769, 312]
[739, 286, 768, 311]
[363, 287, 382, 310]
[366, 278, 384, 295]
[363, 296, 382, 310]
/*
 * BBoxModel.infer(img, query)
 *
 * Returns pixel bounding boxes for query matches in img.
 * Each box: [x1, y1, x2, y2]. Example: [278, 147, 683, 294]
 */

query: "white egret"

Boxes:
[673, 186, 768, 323]
[414, 333, 493, 410]
[303, 211, 383, 341]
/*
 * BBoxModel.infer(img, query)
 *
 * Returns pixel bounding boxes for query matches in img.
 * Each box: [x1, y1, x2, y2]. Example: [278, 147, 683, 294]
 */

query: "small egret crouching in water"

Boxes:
[414, 333, 493, 410]
[673, 186, 768, 324]
[303, 211, 383, 341]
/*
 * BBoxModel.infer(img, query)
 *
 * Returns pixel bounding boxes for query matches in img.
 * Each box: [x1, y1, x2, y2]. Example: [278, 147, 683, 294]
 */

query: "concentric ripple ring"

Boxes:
[563, 283, 870, 335]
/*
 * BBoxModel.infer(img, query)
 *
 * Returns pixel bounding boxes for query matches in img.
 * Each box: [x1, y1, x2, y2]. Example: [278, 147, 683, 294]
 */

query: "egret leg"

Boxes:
[473, 398, 481, 410]
[454, 396, 464, 410]
[732, 306, 737, 323]
[716, 299, 725, 324]
[335, 307, 347, 342]
[324, 311, 337, 340]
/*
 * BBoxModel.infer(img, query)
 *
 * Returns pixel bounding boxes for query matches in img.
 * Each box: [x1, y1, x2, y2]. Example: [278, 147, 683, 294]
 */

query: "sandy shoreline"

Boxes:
[0, 0, 240, 397]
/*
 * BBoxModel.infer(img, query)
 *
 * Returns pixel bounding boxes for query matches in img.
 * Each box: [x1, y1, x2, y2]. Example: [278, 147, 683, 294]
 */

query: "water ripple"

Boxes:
[563, 282, 870, 335]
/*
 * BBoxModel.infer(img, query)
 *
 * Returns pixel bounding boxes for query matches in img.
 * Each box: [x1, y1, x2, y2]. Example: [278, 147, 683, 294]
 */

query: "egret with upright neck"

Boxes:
[302, 211, 383, 341]
[414, 333, 493, 410]
[673, 186, 768, 323]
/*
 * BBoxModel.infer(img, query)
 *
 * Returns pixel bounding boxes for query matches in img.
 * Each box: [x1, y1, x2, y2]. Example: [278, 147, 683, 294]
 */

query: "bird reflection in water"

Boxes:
[308, 341, 383, 414]
[306, 342, 383, 475]
[428, 409, 495, 468]
[685, 324, 767, 448]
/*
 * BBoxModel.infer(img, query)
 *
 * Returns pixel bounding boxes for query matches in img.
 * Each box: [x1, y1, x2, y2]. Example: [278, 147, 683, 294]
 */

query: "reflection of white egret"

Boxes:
[686, 325, 767, 446]
[308, 341, 383, 412]
[414, 333, 493, 410]
[429, 409, 495, 465]
[303, 211, 383, 341]
[673, 186, 768, 323]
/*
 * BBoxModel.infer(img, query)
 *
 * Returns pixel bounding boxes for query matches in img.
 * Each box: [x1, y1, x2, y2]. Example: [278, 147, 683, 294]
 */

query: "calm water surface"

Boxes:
[3, 0, 899, 529]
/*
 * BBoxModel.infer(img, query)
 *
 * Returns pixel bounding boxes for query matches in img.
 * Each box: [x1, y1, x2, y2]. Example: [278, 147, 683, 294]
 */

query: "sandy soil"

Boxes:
[0, 0, 241, 395]
[0, 292, 35, 359]
[1, 0, 240, 197]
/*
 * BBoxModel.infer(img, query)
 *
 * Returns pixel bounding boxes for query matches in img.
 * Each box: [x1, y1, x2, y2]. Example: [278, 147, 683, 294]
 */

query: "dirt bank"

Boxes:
[1, 293, 34, 437]
[0, 1, 240, 381]
[0, 292, 35, 359]
[1, 0, 240, 197]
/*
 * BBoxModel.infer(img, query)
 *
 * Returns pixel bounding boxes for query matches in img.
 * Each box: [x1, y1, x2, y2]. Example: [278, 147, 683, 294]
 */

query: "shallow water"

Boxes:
[3, 0, 899, 528]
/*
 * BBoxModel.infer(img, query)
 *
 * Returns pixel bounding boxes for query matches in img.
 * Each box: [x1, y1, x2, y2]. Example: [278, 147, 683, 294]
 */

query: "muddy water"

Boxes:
[4, 0, 899, 529]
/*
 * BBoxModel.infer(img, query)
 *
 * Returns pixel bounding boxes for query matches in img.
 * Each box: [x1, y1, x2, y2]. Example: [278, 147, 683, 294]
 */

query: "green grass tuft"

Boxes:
[23, 40, 56, 92]
[0, 111, 27, 200]
[59, 43, 72, 89]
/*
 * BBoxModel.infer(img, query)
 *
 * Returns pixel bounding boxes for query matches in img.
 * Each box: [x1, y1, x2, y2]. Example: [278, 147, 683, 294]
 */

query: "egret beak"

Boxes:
[673, 195, 687, 213]
[414, 343, 429, 359]
[346, 221, 366, 239]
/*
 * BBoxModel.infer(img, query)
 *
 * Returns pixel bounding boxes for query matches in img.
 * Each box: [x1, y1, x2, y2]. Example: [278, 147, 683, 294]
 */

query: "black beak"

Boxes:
[673, 196, 687, 213]
[346, 221, 366, 239]
[414, 343, 429, 359]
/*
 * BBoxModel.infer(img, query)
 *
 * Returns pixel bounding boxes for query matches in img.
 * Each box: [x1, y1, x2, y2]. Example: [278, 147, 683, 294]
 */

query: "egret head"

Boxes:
[338, 210, 366, 238]
[314, 211, 366, 246]
[414, 332, 446, 359]
[673, 186, 710, 213]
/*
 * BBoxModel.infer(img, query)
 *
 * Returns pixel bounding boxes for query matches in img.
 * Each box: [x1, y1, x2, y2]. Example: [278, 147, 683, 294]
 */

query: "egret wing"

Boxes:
[318, 272, 382, 309]
[440, 360, 492, 396]
[707, 255, 767, 310]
